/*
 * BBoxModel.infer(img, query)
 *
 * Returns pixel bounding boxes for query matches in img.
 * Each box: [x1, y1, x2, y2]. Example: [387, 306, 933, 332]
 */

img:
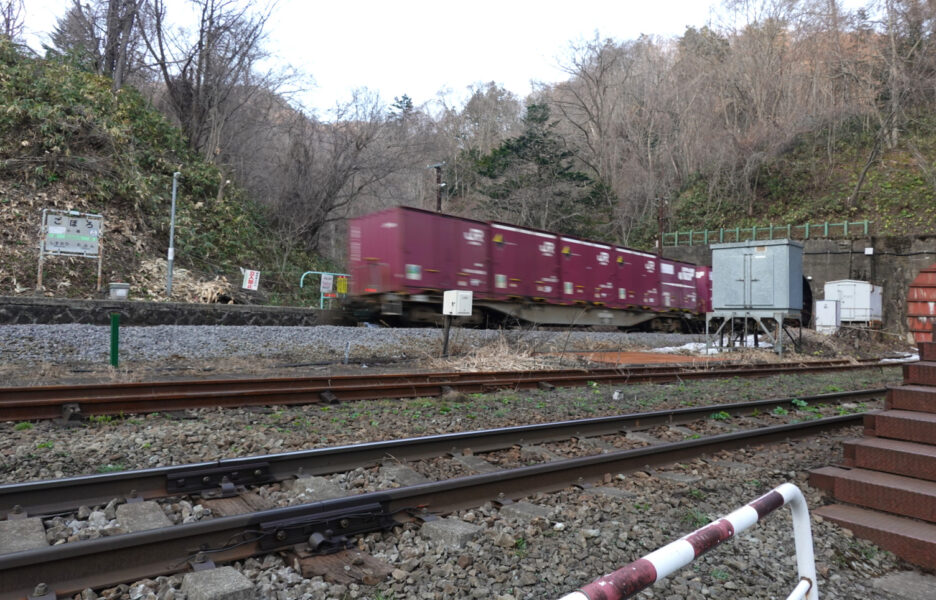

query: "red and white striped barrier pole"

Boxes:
[559, 482, 818, 600]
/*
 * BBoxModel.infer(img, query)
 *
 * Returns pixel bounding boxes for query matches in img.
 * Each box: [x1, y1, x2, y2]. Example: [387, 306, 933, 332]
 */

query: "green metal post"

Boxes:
[786, 224, 791, 238]
[863, 220, 869, 235]
[735, 227, 740, 242]
[719, 229, 724, 243]
[752, 226, 757, 241]
[109, 313, 119, 367]
[704, 230, 709, 245]
[805, 223, 810, 239]
[769, 224, 774, 239]
[689, 230, 693, 246]
[824, 222, 829, 236]
[844, 221, 849, 236]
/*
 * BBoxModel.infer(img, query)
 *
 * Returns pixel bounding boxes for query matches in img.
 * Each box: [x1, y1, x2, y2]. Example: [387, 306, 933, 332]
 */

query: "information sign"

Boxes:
[320, 273, 334, 293]
[336, 275, 348, 295]
[37, 209, 105, 291]
[242, 269, 261, 291]
[42, 210, 102, 256]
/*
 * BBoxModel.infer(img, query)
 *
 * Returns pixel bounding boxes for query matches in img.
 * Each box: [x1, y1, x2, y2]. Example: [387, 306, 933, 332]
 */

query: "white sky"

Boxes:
[21, 0, 870, 115]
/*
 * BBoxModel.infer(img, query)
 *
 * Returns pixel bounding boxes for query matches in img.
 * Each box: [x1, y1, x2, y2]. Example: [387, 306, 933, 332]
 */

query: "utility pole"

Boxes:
[427, 162, 445, 212]
[657, 197, 664, 258]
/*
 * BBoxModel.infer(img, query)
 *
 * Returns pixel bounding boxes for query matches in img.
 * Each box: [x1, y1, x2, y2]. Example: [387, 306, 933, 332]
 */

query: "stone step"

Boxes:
[903, 361, 936, 386]
[871, 410, 936, 444]
[919, 341, 936, 362]
[810, 466, 936, 523]
[886, 384, 936, 413]
[843, 437, 936, 482]
[815, 504, 936, 570]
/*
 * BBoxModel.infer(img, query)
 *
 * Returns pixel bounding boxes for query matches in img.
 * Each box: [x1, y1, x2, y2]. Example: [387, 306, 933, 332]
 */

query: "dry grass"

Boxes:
[132, 258, 232, 303]
[424, 331, 575, 372]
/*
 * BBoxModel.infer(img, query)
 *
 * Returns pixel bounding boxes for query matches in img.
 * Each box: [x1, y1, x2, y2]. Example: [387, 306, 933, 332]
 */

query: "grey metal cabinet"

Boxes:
[711, 240, 802, 312]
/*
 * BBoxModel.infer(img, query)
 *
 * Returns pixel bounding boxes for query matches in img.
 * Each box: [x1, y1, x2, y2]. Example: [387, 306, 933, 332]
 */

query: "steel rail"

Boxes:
[0, 414, 864, 599]
[0, 359, 890, 420]
[0, 388, 884, 520]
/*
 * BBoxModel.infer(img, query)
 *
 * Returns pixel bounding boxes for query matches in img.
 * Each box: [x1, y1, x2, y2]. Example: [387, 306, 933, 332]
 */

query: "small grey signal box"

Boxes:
[710, 239, 803, 312]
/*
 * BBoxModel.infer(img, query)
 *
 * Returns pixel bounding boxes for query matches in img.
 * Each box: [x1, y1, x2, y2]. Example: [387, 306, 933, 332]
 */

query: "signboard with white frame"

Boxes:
[37, 209, 104, 291]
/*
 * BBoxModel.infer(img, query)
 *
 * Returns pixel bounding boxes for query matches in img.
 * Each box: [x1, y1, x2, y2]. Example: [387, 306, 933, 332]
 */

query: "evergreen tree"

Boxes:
[472, 102, 609, 238]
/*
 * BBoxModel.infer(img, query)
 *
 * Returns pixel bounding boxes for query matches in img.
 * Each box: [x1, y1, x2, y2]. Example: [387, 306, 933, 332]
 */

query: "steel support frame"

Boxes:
[705, 310, 803, 356]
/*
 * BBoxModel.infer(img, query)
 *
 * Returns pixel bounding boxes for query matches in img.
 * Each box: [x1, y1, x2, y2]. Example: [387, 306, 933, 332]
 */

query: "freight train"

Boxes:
[346, 206, 712, 330]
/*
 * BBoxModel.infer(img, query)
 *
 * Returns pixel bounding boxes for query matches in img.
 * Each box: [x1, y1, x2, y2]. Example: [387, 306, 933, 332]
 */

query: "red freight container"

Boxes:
[489, 223, 559, 300]
[659, 259, 698, 311]
[559, 236, 612, 304]
[348, 206, 489, 296]
[349, 210, 399, 295]
[591, 244, 615, 305]
[695, 265, 712, 313]
[613, 248, 660, 310]
[676, 261, 698, 311]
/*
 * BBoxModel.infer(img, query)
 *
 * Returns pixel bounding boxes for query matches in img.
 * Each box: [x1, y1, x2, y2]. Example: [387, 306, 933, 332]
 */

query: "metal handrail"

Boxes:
[299, 270, 350, 308]
[664, 220, 872, 246]
[558, 482, 819, 600]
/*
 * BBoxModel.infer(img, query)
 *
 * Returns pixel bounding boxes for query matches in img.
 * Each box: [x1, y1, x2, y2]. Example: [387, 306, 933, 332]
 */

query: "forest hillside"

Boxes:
[2, 1, 936, 303]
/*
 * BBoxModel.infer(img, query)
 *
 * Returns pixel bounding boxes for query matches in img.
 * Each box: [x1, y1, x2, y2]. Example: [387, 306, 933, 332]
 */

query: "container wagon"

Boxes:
[346, 206, 709, 328]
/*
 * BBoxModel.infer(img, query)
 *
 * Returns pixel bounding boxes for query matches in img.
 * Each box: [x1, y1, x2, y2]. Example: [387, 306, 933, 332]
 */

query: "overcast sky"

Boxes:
[21, 0, 870, 115]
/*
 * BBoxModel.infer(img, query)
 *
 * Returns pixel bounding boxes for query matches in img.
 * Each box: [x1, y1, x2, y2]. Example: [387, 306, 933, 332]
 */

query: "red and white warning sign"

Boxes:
[241, 269, 261, 291]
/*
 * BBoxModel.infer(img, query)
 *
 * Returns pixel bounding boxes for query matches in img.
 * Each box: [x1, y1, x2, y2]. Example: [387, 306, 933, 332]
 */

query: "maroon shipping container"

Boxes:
[348, 207, 489, 296]
[558, 237, 612, 304]
[349, 210, 399, 295]
[695, 265, 713, 313]
[613, 247, 660, 310]
[658, 259, 679, 310]
[676, 261, 699, 311]
[489, 223, 560, 300]
[659, 259, 698, 311]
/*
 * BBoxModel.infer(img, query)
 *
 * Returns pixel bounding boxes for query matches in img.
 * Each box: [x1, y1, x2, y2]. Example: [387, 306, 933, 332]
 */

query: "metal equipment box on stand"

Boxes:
[706, 239, 804, 355]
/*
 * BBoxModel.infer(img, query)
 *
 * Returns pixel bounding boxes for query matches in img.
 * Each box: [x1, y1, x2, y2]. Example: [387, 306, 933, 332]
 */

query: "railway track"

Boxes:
[0, 388, 881, 598]
[0, 358, 892, 421]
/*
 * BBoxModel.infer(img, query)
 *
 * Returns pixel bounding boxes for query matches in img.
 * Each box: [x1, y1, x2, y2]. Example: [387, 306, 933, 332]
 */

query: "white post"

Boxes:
[167, 171, 181, 298]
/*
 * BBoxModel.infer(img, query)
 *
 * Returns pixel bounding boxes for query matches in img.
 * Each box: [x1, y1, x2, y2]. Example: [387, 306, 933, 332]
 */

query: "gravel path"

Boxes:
[0, 324, 705, 364]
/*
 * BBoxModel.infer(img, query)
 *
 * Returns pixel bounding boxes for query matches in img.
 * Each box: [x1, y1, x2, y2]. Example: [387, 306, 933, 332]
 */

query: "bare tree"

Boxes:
[141, 0, 280, 161]
[105, 0, 144, 89]
[264, 92, 399, 266]
[0, 0, 24, 41]
[49, 0, 144, 89]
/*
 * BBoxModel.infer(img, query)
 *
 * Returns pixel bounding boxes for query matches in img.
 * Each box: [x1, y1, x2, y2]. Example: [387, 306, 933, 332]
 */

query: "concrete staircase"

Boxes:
[810, 342, 936, 570]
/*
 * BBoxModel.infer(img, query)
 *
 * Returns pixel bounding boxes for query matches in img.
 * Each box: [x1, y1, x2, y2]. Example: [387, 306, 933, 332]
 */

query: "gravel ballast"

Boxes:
[0, 324, 709, 385]
[0, 325, 923, 599]
[0, 324, 706, 364]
